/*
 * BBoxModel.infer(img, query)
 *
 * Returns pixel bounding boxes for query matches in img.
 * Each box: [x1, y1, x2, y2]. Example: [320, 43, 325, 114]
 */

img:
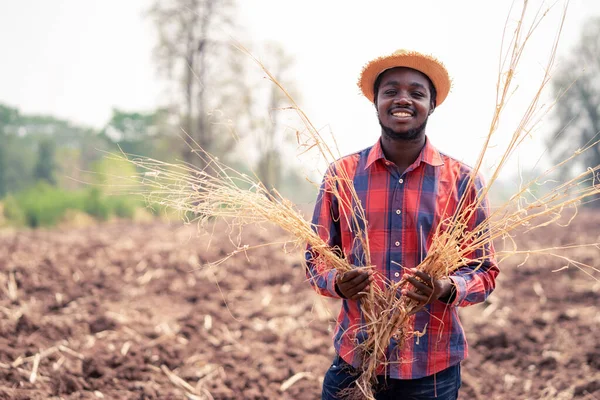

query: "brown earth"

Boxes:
[0, 213, 598, 399]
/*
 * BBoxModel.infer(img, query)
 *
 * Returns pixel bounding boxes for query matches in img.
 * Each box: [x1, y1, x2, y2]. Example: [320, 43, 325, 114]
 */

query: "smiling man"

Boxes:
[305, 50, 499, 399]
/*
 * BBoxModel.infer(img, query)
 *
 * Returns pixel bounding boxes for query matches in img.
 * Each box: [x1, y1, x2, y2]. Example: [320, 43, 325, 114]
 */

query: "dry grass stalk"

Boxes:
[195, 365, 225, 390]
[108, 148, 356, 275]
[279, 372, 315, 392]
[58, 345, 85, 360]
[7, 271, 17, 301]
[120, 341, 132, 356]
[52, 356, 66, 371]
[108, 0, 600, 398]
[161, 364, 197, 393]
[161, 364, 214, 400]
[29, 353, 41, 384]
[12, 346, 59, 368]
[0, 361, 50, 382]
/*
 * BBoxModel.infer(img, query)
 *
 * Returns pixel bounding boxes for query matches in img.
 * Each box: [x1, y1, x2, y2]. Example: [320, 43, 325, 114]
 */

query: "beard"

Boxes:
[378, 114, 428, 142]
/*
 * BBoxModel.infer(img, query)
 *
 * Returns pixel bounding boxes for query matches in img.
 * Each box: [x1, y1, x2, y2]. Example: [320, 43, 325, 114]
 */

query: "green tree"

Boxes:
[0, 105, 20, 196]
[0, 103, 113, 194]
[0, 130, 8, 197]
[549, 17, 600, 175]
[33, 138, 57, 185]
[103, 108, 169, 157]
[0, 104, 34, 195]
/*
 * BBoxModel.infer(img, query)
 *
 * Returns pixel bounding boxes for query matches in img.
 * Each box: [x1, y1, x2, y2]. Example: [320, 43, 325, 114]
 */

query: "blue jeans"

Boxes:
[322, 354, 461, 400]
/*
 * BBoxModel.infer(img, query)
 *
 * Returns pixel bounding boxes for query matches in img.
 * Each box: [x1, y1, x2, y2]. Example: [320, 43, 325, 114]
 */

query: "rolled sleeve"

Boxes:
[449, 173, 500, 308]
[448, 274, 468, 307]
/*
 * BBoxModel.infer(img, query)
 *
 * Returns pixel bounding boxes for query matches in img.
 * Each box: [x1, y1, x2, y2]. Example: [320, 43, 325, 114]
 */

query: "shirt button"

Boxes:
[399, 178, 404, 184]
[395, 241, 400, 246]
[396, 209, 401, 215]
[394, 272, 400, 278]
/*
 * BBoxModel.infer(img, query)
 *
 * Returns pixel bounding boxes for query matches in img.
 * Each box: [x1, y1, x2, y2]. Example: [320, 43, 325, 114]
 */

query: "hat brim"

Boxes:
[358, 51, 451, 106]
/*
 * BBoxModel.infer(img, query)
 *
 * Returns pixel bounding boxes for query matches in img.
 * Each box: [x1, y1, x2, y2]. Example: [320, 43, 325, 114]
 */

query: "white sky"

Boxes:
[1, 0, 599, 180]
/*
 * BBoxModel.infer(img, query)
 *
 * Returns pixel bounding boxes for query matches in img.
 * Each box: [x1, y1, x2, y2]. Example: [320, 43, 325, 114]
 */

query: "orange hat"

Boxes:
[358, 49, 451, 106]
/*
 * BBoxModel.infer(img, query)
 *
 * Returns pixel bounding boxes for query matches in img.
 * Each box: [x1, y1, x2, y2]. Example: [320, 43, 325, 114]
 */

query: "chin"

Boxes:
[382, 128, 422, 142]
[379, 118, 428, 142]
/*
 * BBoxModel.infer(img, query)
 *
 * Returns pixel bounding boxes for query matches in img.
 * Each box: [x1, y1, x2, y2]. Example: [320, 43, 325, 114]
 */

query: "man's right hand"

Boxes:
[335, 268, 373, 300]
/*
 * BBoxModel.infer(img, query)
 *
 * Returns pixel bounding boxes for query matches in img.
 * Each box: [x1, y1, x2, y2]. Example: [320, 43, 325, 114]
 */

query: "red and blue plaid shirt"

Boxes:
[306, 137, 499, 380]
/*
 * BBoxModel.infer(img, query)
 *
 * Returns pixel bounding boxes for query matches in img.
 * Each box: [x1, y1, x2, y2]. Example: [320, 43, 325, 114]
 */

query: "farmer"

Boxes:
[305, 49, 499, 399]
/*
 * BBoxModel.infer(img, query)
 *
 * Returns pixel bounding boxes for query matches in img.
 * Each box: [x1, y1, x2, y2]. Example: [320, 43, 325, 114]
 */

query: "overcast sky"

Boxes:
[1, 0, 598, 179]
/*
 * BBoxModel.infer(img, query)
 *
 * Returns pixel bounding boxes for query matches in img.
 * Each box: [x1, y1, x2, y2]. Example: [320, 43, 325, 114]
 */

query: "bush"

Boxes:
[2, 195, 26, 226]
[83, 188, 110, 221]
[2, 183, 147, 227]
[14, 182, 85, 227]
[106, 195, 139, 219]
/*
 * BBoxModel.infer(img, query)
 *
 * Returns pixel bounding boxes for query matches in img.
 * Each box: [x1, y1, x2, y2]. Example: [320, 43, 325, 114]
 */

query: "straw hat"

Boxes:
[358, 49, 451, 106]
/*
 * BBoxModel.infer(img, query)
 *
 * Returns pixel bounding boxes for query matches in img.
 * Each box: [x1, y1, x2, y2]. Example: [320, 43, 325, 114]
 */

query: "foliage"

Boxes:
[0, 104, 113, 195]
[33, 138, 57, 185]
[102, 108, 172, 160]
[549, 17, 600, 176]
[7, 182, 85, 227]
[0, 1, 307, 227]
[83, 188, 111, 221]
[2, 194, 26, 226]
[2, 183, 143, 228]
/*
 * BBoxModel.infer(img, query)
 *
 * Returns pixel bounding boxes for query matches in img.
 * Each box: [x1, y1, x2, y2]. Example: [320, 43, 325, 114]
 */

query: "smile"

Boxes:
[392, 111, 413, 118]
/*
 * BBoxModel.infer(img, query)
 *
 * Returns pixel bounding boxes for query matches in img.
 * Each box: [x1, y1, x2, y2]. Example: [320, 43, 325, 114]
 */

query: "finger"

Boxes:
[413, 271, 434, 286]
[339, 268, 369, 283]
[343, 277, 372, 298]
[406, 276, 433, 295]
[344, 271, 371, 289]
[402, 289, 430, 304]
[350, 287, 371, 300]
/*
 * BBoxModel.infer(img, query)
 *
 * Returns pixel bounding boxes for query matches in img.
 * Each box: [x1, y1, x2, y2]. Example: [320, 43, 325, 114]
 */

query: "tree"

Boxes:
[103, 108, 169, 157]
[0, 105, 19, 197]
[548, 17, 600, 175]
[248, 43, 299, 191]
[33, 138, 57, 185]
[147, 0, 236, 169]
[0, 105, 35, 195]
[0, 103, 114, 194]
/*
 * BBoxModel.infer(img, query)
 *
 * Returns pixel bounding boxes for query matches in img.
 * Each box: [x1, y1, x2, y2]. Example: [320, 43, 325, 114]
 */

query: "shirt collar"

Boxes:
[364, 136, 444, 170]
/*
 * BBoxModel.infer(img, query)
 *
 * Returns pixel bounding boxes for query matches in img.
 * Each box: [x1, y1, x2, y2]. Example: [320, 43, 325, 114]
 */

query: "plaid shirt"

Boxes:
[306, 137, 499, 379]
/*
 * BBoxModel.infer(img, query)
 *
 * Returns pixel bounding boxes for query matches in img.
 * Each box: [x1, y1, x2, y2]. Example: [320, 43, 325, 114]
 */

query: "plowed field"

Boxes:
[0, 214, 598, 399]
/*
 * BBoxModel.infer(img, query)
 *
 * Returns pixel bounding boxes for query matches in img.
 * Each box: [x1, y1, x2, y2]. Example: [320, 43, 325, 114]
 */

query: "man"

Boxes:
[305, 49, 499, 399]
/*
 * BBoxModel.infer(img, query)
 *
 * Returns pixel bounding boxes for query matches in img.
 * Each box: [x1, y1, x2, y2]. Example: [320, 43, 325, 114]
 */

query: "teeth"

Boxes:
[392, 112, 412, 117]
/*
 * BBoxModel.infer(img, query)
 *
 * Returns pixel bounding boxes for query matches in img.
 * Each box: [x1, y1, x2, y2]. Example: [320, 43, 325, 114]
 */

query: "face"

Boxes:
[375, 67, 435, 141]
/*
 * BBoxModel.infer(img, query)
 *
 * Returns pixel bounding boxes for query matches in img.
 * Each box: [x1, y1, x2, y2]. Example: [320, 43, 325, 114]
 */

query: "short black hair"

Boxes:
[373, 67, 437, 109]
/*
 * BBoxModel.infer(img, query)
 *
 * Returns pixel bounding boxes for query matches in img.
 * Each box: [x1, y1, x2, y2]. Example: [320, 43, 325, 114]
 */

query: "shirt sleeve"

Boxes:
[305, 165, 344, 299]
[448, 173, 499, 307]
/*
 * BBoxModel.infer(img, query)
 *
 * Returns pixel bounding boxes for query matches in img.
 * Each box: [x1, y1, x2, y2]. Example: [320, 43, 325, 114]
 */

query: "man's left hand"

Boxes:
[402, 269, 454, 307]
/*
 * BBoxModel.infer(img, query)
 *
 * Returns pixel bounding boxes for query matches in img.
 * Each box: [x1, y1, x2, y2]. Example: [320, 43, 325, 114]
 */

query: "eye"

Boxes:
[384, 89, 397, 96]
[412, 92, 425, 98]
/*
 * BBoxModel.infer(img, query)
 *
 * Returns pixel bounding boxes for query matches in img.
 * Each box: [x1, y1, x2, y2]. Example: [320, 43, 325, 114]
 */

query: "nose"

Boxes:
[393, 94, 412, 106]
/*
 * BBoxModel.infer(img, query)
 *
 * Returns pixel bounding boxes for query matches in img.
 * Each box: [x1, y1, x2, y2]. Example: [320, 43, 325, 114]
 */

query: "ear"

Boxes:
[429, 98, 436, 114]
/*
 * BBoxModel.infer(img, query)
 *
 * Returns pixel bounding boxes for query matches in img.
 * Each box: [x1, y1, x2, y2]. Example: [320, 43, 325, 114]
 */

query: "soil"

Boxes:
[0, 213, 598, 399]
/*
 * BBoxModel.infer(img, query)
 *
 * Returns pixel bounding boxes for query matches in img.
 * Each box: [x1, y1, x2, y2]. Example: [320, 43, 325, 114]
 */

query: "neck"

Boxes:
[380, 133, 426, 173]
